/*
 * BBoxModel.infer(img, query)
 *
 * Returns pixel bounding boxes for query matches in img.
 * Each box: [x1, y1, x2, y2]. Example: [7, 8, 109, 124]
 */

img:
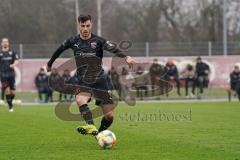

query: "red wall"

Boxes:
[13, 56, 240, 91]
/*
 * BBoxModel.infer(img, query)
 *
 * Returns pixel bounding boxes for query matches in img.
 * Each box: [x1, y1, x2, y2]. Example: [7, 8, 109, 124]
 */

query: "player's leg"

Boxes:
[76, 92, 98, 135]
[76, 92, 94, 124]
[8, 77, 16, 112]
[94, 76, 115, 133]
[0, 80, 5, 104]
[1, 87, 5, 100]
[98, 104, 114, 132]
[2, 77, 14, 112]
[6, 90, 15, 112]
[5, 87, 13, 111]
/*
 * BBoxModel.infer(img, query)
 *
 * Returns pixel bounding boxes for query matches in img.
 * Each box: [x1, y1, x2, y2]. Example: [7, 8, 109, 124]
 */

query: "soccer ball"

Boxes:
[96, 130, 116, 149]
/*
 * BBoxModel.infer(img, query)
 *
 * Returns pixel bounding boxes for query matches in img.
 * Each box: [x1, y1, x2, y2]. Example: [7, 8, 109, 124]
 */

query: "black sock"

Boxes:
[11, 94, 15, 100]
[79, 104, 94, 125]
[6, 95, 13, 109]
[98, 117, 113, 132]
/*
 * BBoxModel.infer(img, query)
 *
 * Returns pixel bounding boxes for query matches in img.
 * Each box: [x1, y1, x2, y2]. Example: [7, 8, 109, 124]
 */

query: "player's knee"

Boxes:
[76, 95, 89, 106]
[5, 88, 11, 95]
[10, 90, 15, 95]
[76, 99, 87, 106]
[104, 112, 114, 122]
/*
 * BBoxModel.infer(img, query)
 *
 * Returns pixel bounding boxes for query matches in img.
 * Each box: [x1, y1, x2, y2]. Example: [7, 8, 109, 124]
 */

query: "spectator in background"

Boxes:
[230, 65, 240, 101]
[106, 70, 113, 91]
[68, 72, 80, 101]
[149, 59, 164, 96]
[59, 69, 72, 101]
[193, 57, 210, 98]
[119, 67, 132, 100]
[35, 68, 48, 103]
[48, 68, 61, 102]
[121, 67, 128, 76]
[164, 60, 181, 96]
[133, 66, 148, 99]
[110, 67, 120, 92]
[181, 64, 195, 98]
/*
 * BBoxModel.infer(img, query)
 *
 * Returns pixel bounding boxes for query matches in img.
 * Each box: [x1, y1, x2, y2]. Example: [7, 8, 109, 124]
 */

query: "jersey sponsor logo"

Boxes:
[75, 52, 96, 56]
[74, 44, 80, 48]
[90, 42, 97, 49]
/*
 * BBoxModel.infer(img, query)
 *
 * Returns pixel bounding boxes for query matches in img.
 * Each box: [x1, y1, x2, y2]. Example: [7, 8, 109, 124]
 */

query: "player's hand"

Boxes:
[125, 56, 135, 69]
[46, 66, 52, 72]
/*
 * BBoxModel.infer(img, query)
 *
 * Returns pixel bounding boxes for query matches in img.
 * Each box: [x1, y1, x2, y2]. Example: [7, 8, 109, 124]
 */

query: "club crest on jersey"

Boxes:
[90, 42, 97, 49]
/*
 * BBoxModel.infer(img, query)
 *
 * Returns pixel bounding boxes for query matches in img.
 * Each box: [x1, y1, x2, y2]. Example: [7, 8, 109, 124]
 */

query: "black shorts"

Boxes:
[1, 76, 16, 90]
[78, 75, 113, 106]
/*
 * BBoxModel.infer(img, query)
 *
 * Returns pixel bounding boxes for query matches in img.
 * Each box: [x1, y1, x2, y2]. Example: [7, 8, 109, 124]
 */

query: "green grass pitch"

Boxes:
[0, 102, 239, 160]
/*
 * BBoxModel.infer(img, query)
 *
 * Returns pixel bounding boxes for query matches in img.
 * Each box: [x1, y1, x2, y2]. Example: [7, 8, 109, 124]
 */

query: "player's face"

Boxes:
[79, 20, 92, 39]
[1, 38, 9, 50]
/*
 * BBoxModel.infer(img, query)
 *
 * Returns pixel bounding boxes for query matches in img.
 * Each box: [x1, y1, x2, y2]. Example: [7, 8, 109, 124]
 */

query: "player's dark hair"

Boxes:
[78, 14, 92, 23]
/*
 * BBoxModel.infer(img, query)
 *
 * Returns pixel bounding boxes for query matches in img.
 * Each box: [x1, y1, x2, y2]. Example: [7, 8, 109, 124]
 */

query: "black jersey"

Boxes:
[0, 50, 19, 77]
[48, 34, 125, 67]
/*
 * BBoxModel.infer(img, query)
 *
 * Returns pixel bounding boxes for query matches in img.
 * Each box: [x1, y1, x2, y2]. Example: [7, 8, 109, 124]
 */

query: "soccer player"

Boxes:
[47, 14, 135, 136]
[0, 38, 19, 112]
